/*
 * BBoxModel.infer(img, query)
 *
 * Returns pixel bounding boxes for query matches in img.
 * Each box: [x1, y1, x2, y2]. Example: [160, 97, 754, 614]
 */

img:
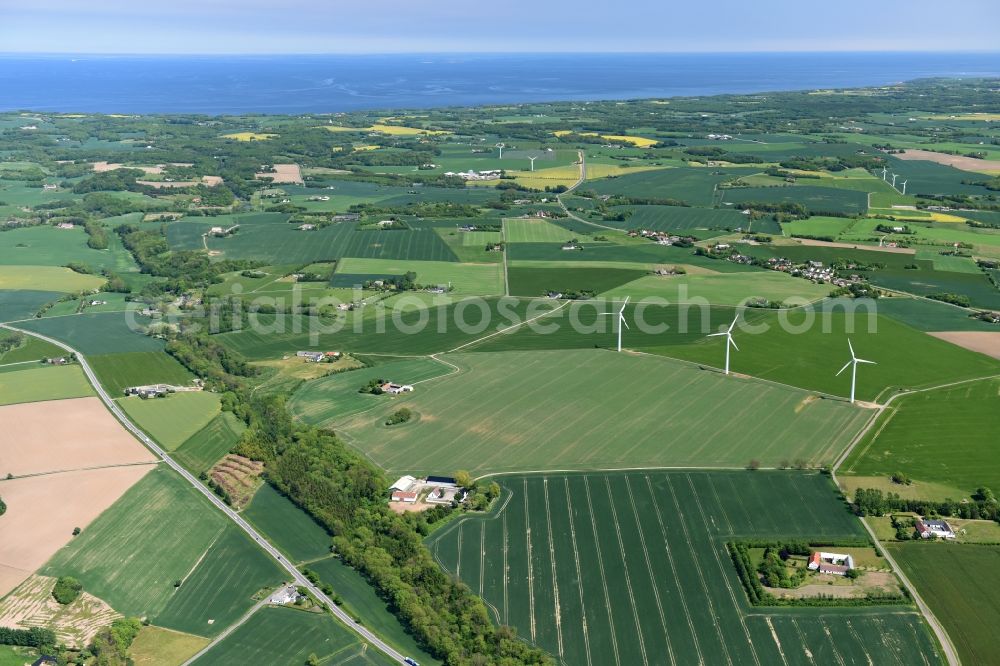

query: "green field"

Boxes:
[875, 297, 1000, 331]
[0, 333, 62, 364]
[289, 356, 452, 426]
[782, 216, 858, 238]
[119, 391, 221, 450]
[198, 606, 392, 666]
[0, 265, 106, 293]
[602, 271, 831, 305]
[587, 167, 757, 206]
[603, 205, 755, 232]
[335, 257, 504, 296]
[506, 266, 647, 297]
[89, 350, 195, 396]
[0, 646, 37, 666]
[470, 305, 1000, 401]
[172, 411, 247, 475]
[0, 364, 93, 405]
[0, 224, 134, 272]
[332, 350, 871, 475]
[889, 543, 1000, 666]
[840, 378, 1000, 495]
[173, 214, 462, 264]
[506, 239, 761, 270]
[16, 312, 162, 354]
[42, 465, 279, 637]
[504, 218, 578, 243]
[427, 470, 940, 666]
[215, 298, 542, 360]
[0, 289, 62, 322]
[719, 185, 868, 215]
[243, 483, 332, 564]
[153, 524, 284, 636]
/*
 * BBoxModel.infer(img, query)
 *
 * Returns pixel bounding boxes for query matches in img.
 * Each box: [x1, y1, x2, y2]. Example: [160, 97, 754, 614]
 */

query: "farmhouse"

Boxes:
[296, 350, 326, 362]
[380, 382, 414, 394]
[391, 490, 419, 503]
[808, 551, 855, 576]
[915, 518, 956, 539]
[56, 222, 76, 230]
[269, 585, 305, 605]
[124, 384, 172, 398]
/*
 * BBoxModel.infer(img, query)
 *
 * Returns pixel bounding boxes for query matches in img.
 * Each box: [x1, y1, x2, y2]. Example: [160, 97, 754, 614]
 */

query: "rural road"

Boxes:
[555, 149, 619, 232]
[2, 323, 410, 665]
[826, 377, 1000, 666]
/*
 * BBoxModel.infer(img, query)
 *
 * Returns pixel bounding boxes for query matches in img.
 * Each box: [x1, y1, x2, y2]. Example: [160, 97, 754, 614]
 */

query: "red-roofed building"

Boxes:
[391, 490, 418, 503]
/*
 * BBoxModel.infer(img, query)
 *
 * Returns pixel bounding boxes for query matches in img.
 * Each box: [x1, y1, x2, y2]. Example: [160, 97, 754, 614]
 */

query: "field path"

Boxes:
[180, 596, 268, 665]
[1, 323, 410, 666]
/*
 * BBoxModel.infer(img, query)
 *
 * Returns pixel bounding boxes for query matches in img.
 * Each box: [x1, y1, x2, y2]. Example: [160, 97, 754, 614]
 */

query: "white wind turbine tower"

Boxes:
[495, 142, 505, 160]
[599, 296, 630, 352]
[836, 339, 876, 404]
[528, 156, 537, 172]
[891, 173, 898, 188]
[707, 313, 740, 375]
[881, 166, 888, 181]
[901, 180, 907, 195]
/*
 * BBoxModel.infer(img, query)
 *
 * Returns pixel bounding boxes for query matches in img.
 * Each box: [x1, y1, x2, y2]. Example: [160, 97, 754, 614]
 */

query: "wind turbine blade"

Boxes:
[707, 332, 728, 338]
[847, 338, 855, 359]
[618, 296, 630, 315]
[620, 318, 630, 330]
[836, 360, 852, 376]
[856, 358, 876, 365]
[728, 313, 739, 332]
[728, 336, 739, 352]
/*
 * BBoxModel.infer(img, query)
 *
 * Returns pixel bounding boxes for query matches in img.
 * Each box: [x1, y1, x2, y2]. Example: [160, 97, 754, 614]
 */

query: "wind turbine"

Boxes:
[836, 339, 876, 404]
[599, 296, 630, 352]
[891, 173, 898, 188]
[881, 166, 888, 181]
[496, 142, 505, 160]
[528, 156, 537, 172]
[900, 180, 907, 195]
[707, 313, 740, 375]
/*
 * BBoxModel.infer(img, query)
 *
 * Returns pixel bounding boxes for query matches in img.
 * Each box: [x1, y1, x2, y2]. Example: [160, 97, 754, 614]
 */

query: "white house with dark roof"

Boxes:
[915, 518, 956, 539]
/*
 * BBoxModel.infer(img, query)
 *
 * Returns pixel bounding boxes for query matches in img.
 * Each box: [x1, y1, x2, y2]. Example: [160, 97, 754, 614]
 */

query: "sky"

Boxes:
[1, 0, 998, 54]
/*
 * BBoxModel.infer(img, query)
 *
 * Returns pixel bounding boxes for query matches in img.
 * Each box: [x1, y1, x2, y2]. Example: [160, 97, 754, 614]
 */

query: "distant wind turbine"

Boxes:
[496, 142, 505, 159]
[528, 156, 537, 172]
[881, 166, 888, 181]
[901, 180, 907, 195]
[707, 313, 740, 375]
[599, 296, 630, 352]
[836, 339, 876, 404]
[891, 173, 898, 188]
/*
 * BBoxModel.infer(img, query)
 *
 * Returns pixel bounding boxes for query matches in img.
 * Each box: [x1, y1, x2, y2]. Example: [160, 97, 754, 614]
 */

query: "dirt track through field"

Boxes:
[0, 465, 155, 597]
[1, 396, 157, 476]
[928, 331, 1000, 359]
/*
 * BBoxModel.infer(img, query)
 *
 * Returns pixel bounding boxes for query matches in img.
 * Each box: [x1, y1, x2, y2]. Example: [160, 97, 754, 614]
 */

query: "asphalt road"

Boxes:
[3, 323, 409, 665]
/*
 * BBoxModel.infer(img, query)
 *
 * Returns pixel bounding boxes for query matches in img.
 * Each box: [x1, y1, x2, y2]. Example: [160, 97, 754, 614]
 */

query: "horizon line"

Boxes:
[2, 49, 1000, 58]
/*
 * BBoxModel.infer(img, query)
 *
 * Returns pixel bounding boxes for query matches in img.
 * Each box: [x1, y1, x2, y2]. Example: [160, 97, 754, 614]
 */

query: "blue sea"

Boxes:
[0, 52, 997, 115]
